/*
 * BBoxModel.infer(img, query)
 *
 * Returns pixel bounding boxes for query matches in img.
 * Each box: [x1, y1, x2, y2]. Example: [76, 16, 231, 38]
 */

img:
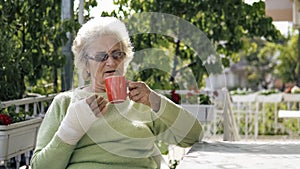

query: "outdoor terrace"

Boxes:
[0, 90, 299, 169]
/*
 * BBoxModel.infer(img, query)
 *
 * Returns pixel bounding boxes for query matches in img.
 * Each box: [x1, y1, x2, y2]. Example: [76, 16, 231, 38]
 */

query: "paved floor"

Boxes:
[2, 136, 300, 169]
[177, 140, 300, 169]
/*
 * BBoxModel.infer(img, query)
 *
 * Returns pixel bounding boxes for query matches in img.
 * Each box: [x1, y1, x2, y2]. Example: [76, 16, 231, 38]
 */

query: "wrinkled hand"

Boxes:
[56, 95, 109, 145]
[128, 81, 161, 112]
[86, 94, 108, 117]
[128, 81, 151, 106]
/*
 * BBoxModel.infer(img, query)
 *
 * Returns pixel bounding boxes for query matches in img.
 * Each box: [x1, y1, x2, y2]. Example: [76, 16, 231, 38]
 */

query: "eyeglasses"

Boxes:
[85, 51, 126, 62]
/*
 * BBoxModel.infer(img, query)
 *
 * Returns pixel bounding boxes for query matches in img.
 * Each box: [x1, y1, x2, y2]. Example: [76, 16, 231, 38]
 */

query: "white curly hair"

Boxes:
[72, 17, 133, 81]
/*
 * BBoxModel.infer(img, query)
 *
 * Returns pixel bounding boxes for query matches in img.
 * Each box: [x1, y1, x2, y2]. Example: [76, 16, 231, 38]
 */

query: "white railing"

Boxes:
[163, 90, 300, 165]
[158, 89, 217, 135]
[159, 90, 300, 139]
[0, 94, 56, 169]
[231, 93, 300, 139]
[0, 94, 56, 117]
[1, 91, 299, 168]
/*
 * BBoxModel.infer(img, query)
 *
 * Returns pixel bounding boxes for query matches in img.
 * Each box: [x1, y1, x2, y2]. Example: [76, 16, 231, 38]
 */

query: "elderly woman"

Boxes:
[30, 17, 203, 169]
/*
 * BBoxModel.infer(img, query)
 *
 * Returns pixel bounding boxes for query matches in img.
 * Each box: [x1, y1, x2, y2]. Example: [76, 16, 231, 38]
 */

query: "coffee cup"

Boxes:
[105, 76, 127, 103]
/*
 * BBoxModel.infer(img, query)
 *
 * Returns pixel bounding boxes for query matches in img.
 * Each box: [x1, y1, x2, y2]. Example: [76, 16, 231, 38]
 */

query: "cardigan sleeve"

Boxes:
[30, 93, 76, 169]
[149, 95, 204, 147]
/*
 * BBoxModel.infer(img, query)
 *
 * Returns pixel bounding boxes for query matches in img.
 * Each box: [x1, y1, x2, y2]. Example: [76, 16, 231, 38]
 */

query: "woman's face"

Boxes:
[86, 35, 125, 92]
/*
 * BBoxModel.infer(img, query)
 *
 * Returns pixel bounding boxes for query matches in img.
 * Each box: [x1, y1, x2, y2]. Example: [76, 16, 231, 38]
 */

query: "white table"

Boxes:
[177, 141, 300, 169]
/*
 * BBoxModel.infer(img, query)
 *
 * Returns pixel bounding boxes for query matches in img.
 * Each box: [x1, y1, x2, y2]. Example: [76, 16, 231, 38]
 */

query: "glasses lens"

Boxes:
[94, 53, 108, 62]
[87, 51, 125, 62]
[112, 51, 126, 59]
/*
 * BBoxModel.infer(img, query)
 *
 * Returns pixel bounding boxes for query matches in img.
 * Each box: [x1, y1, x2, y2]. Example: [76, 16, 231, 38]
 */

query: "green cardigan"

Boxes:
[30, 89, 203, 169]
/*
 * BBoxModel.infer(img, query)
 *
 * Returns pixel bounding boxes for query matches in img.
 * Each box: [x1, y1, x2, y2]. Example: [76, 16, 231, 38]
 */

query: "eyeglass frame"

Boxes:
[85, 51, 126, 62]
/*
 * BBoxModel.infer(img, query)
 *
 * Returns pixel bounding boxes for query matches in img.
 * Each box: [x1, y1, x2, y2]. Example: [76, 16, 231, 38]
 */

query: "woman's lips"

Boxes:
[104, 70, 120, 76]
[105, 70, 116, 74]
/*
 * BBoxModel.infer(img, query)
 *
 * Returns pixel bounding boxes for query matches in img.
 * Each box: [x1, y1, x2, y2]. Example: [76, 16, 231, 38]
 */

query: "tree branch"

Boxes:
[174, 61, 198, 74]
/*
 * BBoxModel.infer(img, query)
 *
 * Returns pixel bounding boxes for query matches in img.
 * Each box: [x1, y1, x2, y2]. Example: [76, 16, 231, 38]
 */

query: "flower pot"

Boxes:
[231, 93, 257, 103]
[283, 93, 300, 102]
[256, 93, 283, 103]
[0, 117, 42, 161]
[181, 104, 215, 122]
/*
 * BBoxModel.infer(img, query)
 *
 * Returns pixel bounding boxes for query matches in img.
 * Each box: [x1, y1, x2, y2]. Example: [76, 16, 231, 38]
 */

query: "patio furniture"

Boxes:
[279, 110, 300, 118]
[280, 93, 300, 136]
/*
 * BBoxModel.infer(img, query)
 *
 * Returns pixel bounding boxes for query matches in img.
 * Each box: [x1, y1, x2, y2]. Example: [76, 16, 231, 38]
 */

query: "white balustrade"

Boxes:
[231, 93, 257, 139]
[2, 90, 300, 168]
[0, 94, 56, 169]
[280, 93, 300, 135]
[255, 93, 283, 138]
[231, 92, 300, 139]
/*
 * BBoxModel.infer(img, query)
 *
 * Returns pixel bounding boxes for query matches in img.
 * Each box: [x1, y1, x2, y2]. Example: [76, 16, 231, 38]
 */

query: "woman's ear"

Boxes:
[83, 60, 91, 80]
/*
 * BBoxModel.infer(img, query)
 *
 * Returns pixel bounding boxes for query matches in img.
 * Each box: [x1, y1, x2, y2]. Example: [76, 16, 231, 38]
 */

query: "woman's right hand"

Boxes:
[86, 94, 108, 117]
[56, 95, 108, 145]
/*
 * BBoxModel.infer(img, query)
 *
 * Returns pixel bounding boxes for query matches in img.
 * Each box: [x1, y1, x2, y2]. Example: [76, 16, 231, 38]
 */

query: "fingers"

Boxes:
[86, 94, 108, 117]
[128, 81, 146, 91]
[97, 97, 108, 113]
[128, 81, 151, 106]
[86, 94, 98, 105]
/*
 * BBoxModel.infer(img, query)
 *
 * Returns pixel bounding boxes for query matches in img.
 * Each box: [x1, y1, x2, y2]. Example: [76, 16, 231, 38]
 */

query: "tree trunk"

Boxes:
[298, 29, 300, 86]
[78, 0, 84, 24]
[170, 39, 180, 82]
[77, 0, 85, 87]
[19, 73, 26, 99]
[53, 67, 58, 93]
[61, 0, 74, 91]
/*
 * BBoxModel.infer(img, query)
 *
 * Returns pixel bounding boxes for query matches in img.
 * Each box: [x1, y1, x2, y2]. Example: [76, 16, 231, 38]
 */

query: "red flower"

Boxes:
[0, 113, 12, 125]
[285, 87, 292, 93]
[171, 90, 181, 104]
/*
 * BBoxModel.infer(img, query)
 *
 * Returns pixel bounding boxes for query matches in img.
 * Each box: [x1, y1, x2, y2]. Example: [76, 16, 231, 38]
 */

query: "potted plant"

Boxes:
[181, 92, 215, 123]
[257, 89, 282, 103]
[197, 94, 215, 122]
[230, 88, 257, 103]
[0, 105, 42, 162]
[283, 86, 300, 102]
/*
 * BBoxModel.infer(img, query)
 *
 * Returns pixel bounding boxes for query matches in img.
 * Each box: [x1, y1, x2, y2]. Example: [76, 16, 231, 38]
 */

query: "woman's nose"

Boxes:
[105, 55, 116, 66]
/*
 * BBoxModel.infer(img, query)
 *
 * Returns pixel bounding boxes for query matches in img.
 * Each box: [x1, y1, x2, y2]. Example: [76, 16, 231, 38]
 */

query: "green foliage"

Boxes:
[125, 35, 175, 89]
[230, 88, 253, 95]
[179, 92, 212, 105]
[239, 38, 286, 90]
[169, 159, 179, 169]
[110, 0, 283, 90]
[241, 31, 298, 90]
[115, 0, 282, 58]
[275, 33, 298, 84]
[1, 0, 285, 100]
[0, 105, 32, 124]
[0, 0, 61, 100]
[213, 100, 299, 137]
[199, 94, 212, 105]
[259, 89, 279, 95]
[0, 0, 82, 101]
[74, 0, 98, 20]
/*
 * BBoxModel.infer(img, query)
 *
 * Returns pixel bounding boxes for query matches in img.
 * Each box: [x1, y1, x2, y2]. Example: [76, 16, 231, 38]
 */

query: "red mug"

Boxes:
[105, 76, 127, 103]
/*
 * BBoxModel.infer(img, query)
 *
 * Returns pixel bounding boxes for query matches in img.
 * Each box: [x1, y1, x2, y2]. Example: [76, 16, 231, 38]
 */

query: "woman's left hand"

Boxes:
[128, 81, 161, 112]
[128, 81, 151, 106]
